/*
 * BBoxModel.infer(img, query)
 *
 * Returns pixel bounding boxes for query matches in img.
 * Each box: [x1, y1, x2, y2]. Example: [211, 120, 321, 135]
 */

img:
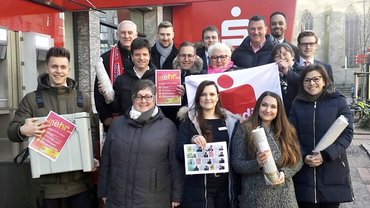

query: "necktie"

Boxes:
[304, 61, 311, 66]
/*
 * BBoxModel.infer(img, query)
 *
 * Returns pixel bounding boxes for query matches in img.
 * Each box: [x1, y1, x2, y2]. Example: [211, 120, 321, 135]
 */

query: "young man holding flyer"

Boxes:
[8, 47, 98, 208]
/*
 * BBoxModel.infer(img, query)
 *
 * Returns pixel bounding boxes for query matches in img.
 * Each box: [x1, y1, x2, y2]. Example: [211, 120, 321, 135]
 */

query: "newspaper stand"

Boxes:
[28, 112, 94, 178]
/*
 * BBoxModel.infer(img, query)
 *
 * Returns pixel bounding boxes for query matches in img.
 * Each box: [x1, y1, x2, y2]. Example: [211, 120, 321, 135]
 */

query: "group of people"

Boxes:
[7, 11, 353, 208]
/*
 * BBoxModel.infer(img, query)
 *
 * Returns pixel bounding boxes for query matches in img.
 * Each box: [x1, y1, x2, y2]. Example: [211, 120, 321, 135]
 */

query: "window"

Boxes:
[100, 17, 108, 41]
[345, 5, 360, 67]
[300, 10, 313, 32]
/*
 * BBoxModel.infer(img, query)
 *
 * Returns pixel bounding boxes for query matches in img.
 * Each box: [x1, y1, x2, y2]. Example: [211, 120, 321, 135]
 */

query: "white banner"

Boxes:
[185, 63, 282, 119]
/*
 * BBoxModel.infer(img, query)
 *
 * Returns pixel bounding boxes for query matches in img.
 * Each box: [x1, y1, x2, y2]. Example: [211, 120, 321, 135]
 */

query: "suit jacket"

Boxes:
[314, 60, 334, 83]
[196, 47, 208, 74]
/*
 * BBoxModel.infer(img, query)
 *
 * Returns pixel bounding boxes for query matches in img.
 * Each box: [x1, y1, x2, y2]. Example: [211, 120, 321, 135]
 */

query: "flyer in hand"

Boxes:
[155, 69, 181, 106]
[184, 141, 229, 175]
[28, 111, 76, 161]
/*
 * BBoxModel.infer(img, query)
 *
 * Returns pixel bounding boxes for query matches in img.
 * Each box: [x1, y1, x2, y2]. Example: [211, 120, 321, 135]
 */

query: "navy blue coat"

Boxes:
[289, 91, 354, 203]
[231, 34, 278, 68]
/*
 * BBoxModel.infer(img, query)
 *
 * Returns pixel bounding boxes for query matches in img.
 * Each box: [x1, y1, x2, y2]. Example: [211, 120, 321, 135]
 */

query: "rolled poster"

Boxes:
[95, 57, 114, 104]
[313, 115, 349, 152]
[252, 127, 279, 184]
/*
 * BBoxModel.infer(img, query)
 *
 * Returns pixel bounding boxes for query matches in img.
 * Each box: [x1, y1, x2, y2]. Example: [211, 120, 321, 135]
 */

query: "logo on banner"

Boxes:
[221, 6, 249, 47]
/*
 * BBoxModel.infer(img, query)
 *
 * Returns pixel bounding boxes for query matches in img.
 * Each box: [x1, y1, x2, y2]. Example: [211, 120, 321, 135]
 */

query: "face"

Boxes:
[199, 85, 219, 112]
[132, 48, 150, 71]
[133, 88, 155, 113]
[258, 95, 278, 126]
[298, 36, 317, 59]
[270, 14, 287, 39]
[210, 48, 231, 69]
[158, 27, 174, 48]
[46, 57, 70, 87]
[116, 22, 138, 49]
[303, 70, 325, 96]
[273, 47, 294, 66]
[248, 20, 267, 46]
[178, 46, 196, 70]
[203, 31, 219, 49]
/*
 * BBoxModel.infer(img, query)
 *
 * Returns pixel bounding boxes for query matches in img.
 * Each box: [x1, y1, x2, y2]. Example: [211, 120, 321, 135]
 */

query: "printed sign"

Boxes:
[155, 69, 182, 106]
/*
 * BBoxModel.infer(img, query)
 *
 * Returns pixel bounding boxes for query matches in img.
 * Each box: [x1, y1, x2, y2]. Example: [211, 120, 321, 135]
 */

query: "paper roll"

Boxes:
[313, 115, 349, 152]
[252, 127, 279, 183]
[95, 57, 115, 104]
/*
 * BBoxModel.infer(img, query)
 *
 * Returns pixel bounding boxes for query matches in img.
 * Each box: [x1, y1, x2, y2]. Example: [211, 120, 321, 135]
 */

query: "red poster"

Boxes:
[28, 111, 76, 161]
[155, 69, 181, 106]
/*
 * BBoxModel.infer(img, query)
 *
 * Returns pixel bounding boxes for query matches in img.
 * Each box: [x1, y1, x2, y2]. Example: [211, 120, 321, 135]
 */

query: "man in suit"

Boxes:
[269, 11, 299, 60]
[297, 31, 334, 82]
[196, 25, 220, 73]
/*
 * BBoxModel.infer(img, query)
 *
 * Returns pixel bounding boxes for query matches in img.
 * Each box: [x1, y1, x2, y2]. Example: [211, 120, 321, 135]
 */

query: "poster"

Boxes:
[184, 141, 229, 175]
[155, 69, 181, 106]
[28, 111, 76, 161]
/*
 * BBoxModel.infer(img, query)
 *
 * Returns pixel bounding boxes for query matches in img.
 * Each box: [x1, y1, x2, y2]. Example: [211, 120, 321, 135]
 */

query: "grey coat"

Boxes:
[231, 124, 302, 208]
[98, 107, 183, 208]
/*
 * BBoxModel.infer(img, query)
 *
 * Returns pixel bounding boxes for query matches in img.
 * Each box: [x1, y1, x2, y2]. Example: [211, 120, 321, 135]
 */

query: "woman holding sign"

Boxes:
[176, 80, 240, 208]
[289, 65, 354, 208]
[231, 91, 302, 208]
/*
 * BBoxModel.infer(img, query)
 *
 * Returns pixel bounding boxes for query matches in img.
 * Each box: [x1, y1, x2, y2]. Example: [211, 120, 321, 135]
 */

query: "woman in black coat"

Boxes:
[289, 65, 354, 208]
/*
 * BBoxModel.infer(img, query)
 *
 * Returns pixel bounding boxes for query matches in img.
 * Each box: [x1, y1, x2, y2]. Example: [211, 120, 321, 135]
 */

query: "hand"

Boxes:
[98, 82, 104, 95]
[171, 202, 180, 208]
[277, 60, 290, 75]
[103, 117, 113, 127]
[92, 158, 100, 172]
[19, 118, 49, 138]
[177, 85, 185, 96]
[191, 135, 207, 149]
[272, 171, 285, 185]
[256, 150, 269, 167]
[304, 153, 323, 167]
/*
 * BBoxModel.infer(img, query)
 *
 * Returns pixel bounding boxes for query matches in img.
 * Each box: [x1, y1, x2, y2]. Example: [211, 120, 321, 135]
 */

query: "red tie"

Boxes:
[304, 61, 311, 66]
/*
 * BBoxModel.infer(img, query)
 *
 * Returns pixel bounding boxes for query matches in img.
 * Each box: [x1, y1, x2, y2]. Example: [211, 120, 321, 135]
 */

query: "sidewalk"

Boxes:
[340, 127, 370, 208]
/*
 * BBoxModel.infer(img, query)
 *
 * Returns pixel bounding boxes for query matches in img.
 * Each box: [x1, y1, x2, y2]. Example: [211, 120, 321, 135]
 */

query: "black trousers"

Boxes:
[298, 202, 340, 208]
[43, 191, 93, 208]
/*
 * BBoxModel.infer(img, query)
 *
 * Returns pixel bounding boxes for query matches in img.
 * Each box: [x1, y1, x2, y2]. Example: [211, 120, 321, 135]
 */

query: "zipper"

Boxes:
[313, 101, 317, 203]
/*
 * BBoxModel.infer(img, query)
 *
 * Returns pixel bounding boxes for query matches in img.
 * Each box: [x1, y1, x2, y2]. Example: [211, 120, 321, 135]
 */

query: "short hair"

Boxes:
[130, 38, 151, 55]
[178, 41, 196, 54]
[272, 43, 295, 58]
[249, 15, 266, 24]
[131, 79, 156, 99]
[297, 31, 318, 44]
[201, 25, 220, 39]
[269, 11, 287, 21]
[117, 20, 137, 33]
[157, 21, 173, 30]
[207, 42, 232, 57]
[46, 47, 70, 63]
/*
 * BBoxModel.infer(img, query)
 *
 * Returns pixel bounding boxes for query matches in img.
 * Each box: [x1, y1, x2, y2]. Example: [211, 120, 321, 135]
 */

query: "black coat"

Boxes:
[231, 34, 278, 68]
[281, 62, 303, 114]
[196, 47, 208, 74]
[289, 91, 354, 203]
[314, 60, 334, 82]
[151, 43, 178, 69]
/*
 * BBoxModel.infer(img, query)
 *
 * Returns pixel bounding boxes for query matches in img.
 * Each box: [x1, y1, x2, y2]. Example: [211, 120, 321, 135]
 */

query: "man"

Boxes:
[232, 15, 278, 68]
[269, 11, 299, 59]
[94, 20, 138, 132]
[151, 21, 178, 69]
[196, 25, 220, 73]
[8, 47, 97, 208]
[297, 31, 334, 82]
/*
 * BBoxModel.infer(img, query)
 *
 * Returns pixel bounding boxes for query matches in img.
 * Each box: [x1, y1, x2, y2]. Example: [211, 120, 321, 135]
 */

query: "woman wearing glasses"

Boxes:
[98, 79, 183, 208]
[289, 65, 354, 208]
[207, 42, 238, 74]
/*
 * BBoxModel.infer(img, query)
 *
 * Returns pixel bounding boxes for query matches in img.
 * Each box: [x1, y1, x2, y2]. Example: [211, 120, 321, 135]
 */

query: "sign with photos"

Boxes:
[184, 141, 229, 175]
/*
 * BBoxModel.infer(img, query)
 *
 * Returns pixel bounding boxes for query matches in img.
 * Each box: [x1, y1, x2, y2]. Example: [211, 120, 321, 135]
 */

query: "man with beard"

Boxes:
[269, 11, 299, 60]
[151, 21, 178, 69]
[231, 15, 278, 68]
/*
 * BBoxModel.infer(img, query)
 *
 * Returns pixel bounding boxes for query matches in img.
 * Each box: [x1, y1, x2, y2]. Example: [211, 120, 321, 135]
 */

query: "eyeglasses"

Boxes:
[134, 95, 153, 102]
[299, 42, 317, 47]
[210, 55, 228, 62]
[179, 54, 195, 59]
[304, 76, 322, 84]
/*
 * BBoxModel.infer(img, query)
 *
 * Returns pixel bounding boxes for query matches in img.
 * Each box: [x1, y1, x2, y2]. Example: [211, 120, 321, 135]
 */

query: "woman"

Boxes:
[290, 65, 354, 208]
[207, 42, 238, 74]
[231, 91, 302, 208]
[271, 42, 302, 113]
[98, 80, 183, 208]
[176, 80, 240, 208]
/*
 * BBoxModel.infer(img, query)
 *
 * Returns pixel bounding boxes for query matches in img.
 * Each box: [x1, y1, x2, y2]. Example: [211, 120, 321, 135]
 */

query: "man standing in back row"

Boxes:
[151, 21, 178, 69]
[196, 25, 220, 73]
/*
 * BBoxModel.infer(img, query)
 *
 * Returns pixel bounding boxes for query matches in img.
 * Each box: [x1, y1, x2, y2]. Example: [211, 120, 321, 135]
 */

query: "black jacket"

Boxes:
[231, 34, 278, 68]
[289, 90, 354, 203]
[196, 46, 208, 74]
[151, 43, 178, 69]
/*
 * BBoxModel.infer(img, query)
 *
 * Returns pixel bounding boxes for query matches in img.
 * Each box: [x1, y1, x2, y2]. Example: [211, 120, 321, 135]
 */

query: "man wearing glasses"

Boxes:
[297, 31, 334, 82]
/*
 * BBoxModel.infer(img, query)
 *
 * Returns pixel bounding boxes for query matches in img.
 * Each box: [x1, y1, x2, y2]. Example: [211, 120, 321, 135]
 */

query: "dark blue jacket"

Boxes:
[231, 34, 278, 68]
[289, 90, 354, 203]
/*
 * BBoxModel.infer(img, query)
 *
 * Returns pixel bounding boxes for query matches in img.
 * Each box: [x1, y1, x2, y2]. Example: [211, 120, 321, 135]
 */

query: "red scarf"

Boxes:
[109, 44, 124, 83]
